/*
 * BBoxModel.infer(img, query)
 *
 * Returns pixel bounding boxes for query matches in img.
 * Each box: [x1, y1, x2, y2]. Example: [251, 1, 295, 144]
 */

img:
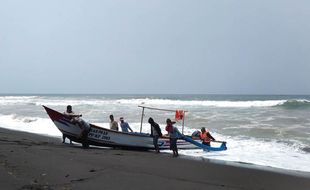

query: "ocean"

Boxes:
[1, 94, 310, 173]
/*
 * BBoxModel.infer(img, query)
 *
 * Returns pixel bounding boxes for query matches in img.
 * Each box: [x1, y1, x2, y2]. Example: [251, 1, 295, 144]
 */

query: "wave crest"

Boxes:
[1, 96, 310, 109]
[117, 99, 287, 108]
[276, 99, 310, 109]
[0, 114, 61, 136]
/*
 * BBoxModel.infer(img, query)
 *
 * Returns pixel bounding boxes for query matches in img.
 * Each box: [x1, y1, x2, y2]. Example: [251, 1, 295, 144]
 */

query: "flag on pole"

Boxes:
[175, 110, 184, 121]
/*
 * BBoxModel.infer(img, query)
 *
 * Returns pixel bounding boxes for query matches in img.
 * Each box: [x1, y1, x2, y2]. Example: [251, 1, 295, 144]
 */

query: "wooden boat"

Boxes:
[43, 106, 197, 150]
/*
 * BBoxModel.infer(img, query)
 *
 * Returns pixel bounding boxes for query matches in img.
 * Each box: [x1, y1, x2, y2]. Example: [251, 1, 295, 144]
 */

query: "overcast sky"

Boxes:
[0, 0, 309, 94]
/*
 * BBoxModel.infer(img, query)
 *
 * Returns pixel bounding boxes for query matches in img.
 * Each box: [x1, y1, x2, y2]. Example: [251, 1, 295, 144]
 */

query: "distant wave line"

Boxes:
[1, 96, 310, 108]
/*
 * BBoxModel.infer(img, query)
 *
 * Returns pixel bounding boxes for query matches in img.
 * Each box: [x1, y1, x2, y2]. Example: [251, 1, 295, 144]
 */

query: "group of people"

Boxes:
[149, 118, 180, 157]
[109, 114, 133, 133]
[63, 106, 134, 146]
[148, 117, 215, 157]
[62, 105, 216, 156]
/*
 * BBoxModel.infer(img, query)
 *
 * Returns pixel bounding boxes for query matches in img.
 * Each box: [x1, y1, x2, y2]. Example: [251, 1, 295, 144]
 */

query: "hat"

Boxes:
[120, 117, 124, 120]
[166, 118, 176, 124]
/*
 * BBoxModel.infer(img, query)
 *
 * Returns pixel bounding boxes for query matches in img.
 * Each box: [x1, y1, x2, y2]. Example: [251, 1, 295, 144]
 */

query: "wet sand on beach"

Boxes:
[0, 127, 309, 190]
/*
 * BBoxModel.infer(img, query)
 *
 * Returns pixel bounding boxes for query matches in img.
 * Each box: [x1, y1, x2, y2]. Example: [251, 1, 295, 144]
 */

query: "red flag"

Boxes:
[175, 110, 184, 121]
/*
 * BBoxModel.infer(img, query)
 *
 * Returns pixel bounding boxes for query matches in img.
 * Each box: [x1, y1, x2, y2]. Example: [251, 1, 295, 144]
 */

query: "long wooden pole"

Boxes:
[140, 107, 145, 133]
[138, 105, 188, 134]
[138, 105, 187, 113]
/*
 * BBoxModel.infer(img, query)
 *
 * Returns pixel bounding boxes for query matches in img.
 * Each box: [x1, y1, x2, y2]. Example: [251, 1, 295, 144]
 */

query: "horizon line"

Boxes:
[0, 93, 309, 96]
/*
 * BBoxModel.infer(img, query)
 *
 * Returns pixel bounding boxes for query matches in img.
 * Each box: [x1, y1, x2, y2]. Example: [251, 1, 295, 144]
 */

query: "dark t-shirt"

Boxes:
[151, 122, 162, 137]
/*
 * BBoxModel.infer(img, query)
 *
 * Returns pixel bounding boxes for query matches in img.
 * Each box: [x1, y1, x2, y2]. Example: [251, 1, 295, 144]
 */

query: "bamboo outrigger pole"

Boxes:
[138, 105, 187, 134]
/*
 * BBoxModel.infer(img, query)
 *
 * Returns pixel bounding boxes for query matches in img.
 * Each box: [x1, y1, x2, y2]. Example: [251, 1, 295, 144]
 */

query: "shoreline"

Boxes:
[4, 126, 310, 177]
[1, 127, 310, 190]
[180, 154, 310, 178]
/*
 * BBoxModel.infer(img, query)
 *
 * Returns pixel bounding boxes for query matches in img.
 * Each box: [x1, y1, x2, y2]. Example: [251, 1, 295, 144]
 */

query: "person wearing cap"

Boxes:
[109, 115, 119, 131]
[120, 117, 133, 133]
[165, 118, 180, 157]
[200, 127, 215, 146]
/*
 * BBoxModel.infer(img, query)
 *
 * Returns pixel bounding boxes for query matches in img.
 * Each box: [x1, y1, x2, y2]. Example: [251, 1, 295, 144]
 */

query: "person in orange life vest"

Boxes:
[200, 127, 215, 146]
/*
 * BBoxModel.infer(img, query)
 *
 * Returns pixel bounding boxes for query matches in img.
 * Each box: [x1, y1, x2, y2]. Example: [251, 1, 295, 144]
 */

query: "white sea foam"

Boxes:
[174, 133, 310, 173]
[1, 115, 309, 172]
[2, 95, 310, 108]
[115, 99, 288, 108]
[1, 95, 310, 173]
[0, 96, 38, 105]
[0, 114, 61, 137]
[35, 98, 310, 108]
[37, 98, 287, 108]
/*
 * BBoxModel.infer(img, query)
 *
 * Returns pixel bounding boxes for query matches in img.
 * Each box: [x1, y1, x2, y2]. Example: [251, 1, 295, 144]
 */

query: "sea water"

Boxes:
[0, 94, 310, 172]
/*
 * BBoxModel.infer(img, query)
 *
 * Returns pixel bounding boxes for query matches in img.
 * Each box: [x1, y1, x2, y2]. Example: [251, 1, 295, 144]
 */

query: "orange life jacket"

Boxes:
[200, 131, 211, 143]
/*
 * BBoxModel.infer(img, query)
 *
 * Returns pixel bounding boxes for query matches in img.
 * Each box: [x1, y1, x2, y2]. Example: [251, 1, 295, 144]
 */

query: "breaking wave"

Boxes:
[1, 111, 310, 172]
[116, 99, 286, 108]
[116, 99, 310, 108]
[0, 95, 310, 109]
[276, 99, 310, 109]
[0, 114, 61, 137]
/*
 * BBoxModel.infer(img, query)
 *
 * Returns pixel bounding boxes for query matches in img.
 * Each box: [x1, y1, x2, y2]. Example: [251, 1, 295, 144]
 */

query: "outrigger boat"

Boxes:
[43, 105, 227, 151]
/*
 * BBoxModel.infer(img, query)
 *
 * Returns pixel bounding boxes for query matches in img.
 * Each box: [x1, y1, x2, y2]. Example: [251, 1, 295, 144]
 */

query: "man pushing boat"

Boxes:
[199, 127, 216, 146]
[64, 105, 90, 148]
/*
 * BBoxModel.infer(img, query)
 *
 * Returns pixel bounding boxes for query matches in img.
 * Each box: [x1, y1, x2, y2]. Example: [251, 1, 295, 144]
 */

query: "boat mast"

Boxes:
[181, 111, 185, 134]
[139, 107, 145, 133]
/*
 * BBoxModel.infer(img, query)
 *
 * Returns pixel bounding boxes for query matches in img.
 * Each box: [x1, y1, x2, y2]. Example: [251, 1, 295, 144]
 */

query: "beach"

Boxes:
[2, 0, 310, 188]
[1, 127, 309, 190]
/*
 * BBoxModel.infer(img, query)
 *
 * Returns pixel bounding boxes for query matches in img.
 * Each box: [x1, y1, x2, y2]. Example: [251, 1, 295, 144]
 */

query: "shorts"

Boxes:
[170, 138, 177, 151]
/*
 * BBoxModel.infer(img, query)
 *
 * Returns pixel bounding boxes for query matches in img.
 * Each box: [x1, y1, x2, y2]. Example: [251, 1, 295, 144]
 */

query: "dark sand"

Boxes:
[0, 128, 309, 190]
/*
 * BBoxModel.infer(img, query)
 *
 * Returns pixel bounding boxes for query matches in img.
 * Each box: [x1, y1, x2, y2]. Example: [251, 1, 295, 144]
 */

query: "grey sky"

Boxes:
[0, 0, 309, 94]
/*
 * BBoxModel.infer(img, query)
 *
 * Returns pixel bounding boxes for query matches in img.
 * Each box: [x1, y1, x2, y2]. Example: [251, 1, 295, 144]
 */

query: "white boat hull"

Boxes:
[44, 106, 197, 150]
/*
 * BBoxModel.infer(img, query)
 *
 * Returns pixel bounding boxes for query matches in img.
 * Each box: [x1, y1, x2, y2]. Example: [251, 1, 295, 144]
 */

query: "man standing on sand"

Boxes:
[166, 118, 180, 157]
[109, 114, 119, 131]
[148, 117, 162, 153]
